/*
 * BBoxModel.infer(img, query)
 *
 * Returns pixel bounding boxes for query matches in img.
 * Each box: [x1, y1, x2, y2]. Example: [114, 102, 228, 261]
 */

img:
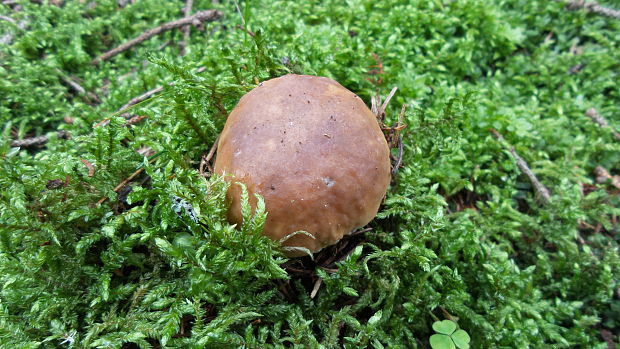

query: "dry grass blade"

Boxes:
[379, 87, 398, 117]
[310, 278, 322, 299]
[371, 95, 380, 118]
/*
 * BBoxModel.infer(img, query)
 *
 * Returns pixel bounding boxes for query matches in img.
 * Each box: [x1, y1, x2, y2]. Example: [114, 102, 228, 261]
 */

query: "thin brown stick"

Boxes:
[124, 115, 148, 126]
[594, 166, 620, 189]
[56, 69, 86, 95]
[323, 244, 360, 269]
[81, 159, 95, 177]
[555, 0, 620, 19]
[199, 134, 220, 177]
[490, 129, 552, 204]
[205, 134, 220, 163]
[92, 10, 223, 64]
[0, 14, 17, 25]
[392, 134, 404, 176]
[117, 86, 165, 114]
[348, 227, 372, 237]
[233, 0, 256, 37]
[586, 108, 620, 142]
[11, 131, 70, 148]
[116, 66, 206, 115]
[97, 166, 146, 205]
[371, 89, 407, 177]
[56, 69, 101, 104]
[1, 14, 27, 45]
[10, 135, 48, 148]
[180, 0, 194, 56]
[235, 24, 255, 37]
[391, 104, 406, 175]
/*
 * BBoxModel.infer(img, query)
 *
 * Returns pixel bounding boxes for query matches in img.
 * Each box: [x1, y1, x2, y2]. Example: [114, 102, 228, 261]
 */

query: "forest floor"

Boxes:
[1, 0, 619, 347]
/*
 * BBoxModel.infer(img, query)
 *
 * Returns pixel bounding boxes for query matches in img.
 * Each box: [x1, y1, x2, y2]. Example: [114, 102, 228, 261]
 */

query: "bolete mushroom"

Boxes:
[214, 74, 391, 256]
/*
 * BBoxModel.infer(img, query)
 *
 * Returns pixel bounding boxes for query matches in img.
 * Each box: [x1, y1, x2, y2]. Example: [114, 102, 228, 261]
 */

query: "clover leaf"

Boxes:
[429, 320, 471, 349]
[430, 334, 456, 349]
[433, 320, 457, 334]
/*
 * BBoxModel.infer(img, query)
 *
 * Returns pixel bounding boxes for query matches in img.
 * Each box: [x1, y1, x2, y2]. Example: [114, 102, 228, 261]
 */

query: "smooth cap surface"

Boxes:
[214, 74, 390, 256]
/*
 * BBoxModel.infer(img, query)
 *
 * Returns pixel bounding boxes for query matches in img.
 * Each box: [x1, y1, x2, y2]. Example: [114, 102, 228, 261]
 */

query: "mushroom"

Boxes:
[214, 74, 391, 256]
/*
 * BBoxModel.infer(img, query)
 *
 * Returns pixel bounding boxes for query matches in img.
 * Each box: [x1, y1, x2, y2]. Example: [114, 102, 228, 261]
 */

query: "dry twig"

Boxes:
[81, 159, 95, 177]
[490, 129, 552, 204]
[392, 134, 404, 176]
[96, 148, 158, 205]
[0, 14, 27, 45]
[180, 0, 194, 55]
[348, 227, 372, 237]
[391, 104, 406, 175]
[56, 69, 100, 104]
[97, 161, 152, 205]
[371, 88, 395, 120]
[10, 135, 48, 148]
[59, 73, 86, 95]
[555, 0, 620, 19]
[116, 66, 206, 115]
[124, 115, 148, 126]
[199, 134, 220, 177]
[594, 166, 620, 190]
[585, 108, 620, 142]
[371, 88, 407, 176]
[0, 14, 17, 25]
[117, 86, 165, 114]
[11, 130, 70, 148]
[92, 10, 222, 64]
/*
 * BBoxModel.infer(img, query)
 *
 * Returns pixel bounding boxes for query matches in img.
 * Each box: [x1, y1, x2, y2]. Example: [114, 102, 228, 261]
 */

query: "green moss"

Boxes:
[1, 0, 619, 347]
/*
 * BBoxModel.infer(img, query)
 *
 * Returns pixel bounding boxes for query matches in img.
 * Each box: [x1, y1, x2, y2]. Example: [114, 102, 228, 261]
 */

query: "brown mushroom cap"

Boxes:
[214, 74, 391, 256]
